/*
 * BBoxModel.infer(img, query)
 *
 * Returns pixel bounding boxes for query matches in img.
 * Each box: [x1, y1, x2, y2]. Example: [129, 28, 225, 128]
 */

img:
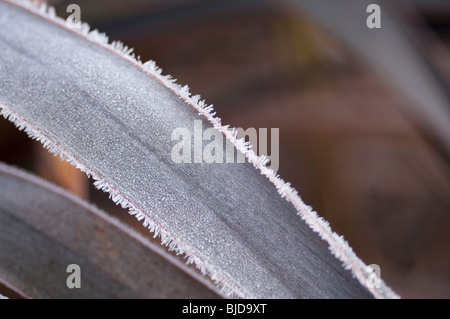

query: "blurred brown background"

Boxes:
[0, 0, 449, 298]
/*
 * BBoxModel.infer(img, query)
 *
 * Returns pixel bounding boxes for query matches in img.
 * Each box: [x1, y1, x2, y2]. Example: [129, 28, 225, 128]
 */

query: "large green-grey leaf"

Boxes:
[0, 0, 397, 298]
[0, 162, 220, 298]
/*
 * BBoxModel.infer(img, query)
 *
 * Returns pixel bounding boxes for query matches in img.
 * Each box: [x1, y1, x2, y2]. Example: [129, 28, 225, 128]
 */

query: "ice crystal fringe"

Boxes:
[1, 0, 399, 299]
[0, 105, 241, 299]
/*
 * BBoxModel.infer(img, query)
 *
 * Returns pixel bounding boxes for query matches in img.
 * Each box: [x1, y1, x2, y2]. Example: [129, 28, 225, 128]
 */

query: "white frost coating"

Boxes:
[1, 0, 399, 299]
[0, 293, 8, 299]
[0, 104, 240, 299]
